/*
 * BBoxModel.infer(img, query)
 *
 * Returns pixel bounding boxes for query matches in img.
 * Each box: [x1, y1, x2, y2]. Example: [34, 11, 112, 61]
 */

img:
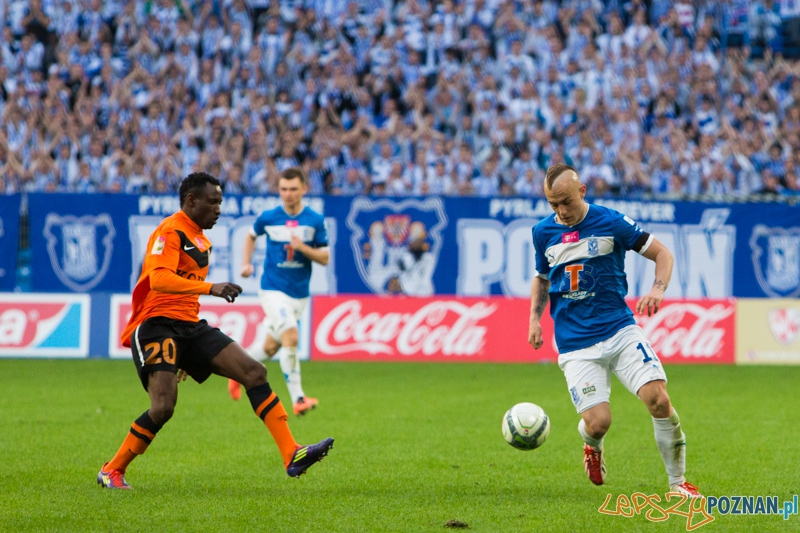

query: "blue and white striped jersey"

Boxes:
[252, 205, 327, 298]
[532, 204, 653, 354]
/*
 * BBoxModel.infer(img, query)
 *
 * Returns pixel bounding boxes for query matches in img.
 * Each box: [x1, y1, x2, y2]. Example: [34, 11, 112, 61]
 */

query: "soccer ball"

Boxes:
[502, 402, 550, 450]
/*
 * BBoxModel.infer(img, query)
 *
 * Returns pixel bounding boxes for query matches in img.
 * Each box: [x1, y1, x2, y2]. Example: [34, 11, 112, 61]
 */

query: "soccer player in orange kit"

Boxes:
[97, 172, 333, 489]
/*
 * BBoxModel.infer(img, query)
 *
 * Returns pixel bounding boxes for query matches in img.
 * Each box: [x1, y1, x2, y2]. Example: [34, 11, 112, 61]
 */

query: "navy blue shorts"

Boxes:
[130, 317, 234, 391]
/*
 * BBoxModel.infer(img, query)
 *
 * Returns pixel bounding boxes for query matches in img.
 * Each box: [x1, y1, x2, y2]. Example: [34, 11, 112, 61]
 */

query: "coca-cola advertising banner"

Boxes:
[310, 296, 736, 364]
[632, 299, 736, 364]
[108, 294, 311, 360]
[25, 194, 800, 300]
[311, 295, 551, 362]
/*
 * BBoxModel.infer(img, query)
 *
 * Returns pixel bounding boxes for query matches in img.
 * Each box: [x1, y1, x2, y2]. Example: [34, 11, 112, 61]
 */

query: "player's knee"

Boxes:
[240, 360, 267, 389]
[639, 382, 672, 418]
[278, 326, 298, 347]
[263, 343, 280, 357]
[149, 402, 174, 426]
[641, 387, 671, 417]
[649, 393, 671, 418]
[586, 416, 611, 438]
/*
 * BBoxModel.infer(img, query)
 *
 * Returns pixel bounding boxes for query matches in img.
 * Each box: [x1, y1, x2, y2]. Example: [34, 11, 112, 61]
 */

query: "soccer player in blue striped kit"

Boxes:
[528, 164, 701, 498]
[230, 167, 329, 416]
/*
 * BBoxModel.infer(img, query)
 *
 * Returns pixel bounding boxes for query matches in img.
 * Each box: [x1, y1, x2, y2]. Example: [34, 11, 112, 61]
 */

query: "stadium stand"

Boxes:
[0, 0, 799, 200]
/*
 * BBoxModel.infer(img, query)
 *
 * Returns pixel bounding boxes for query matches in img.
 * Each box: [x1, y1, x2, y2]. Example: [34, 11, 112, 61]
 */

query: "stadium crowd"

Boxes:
[1, 0, 800, 199]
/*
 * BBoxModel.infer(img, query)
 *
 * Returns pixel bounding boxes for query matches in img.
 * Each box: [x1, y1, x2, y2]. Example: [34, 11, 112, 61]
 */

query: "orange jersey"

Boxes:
[121, 210, 214, 347]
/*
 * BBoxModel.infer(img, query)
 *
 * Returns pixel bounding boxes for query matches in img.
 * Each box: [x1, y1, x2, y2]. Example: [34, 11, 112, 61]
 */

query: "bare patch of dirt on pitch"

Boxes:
[444, 519, 469, 529]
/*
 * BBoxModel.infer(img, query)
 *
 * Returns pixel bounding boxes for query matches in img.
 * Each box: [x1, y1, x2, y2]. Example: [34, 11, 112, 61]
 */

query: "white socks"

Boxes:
[578, 419, 604, 449]
[278, 346, 305, 403]
[653, 409, 686, 486]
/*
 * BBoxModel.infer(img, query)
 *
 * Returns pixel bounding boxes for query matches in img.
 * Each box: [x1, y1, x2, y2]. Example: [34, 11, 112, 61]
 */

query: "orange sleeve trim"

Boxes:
[149, 268, 213, 295]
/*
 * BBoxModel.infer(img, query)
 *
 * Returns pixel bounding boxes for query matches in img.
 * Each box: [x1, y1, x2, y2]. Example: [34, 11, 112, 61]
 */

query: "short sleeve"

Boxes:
[611, 211, 646, 251]
[146, 229, 181, 271]
[314, 216, 328, 247]
[532, 225, 550, 277]
[252, 212, 267, 237]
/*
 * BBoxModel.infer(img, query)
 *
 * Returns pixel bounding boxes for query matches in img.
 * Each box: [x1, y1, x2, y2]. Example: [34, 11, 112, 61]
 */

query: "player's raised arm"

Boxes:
[240, 232, 257, 277]
[528, 275, 550, 350]
[636, 237, 674, 317]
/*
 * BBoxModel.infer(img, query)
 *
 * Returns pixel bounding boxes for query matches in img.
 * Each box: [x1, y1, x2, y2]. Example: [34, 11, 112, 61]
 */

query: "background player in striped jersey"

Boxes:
[528, 164, 701, 498]
[97, 172, 333, 489]
[231, 167, 329, 416]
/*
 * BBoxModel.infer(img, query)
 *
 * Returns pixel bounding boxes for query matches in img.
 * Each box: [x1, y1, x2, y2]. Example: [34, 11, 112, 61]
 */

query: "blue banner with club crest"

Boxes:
[28, 194, 136, 292]
[0, 194, 21, 291]
[328, 197, 800, 299]
[25, 194, 800, 298]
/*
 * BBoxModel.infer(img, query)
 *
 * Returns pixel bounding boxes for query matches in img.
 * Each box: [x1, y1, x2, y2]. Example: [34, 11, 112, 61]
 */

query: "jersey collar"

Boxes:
[177, 210, 203, 232]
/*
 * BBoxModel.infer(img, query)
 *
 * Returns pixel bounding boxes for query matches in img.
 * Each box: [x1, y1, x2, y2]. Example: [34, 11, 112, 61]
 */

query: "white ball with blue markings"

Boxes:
[502, 402, 550, 450]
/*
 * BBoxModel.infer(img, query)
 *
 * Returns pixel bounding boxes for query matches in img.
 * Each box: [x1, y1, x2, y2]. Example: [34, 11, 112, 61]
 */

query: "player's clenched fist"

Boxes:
[240, 263, 254, 278]
[211, 282, 243, 303]
[528, 321, 544, 350]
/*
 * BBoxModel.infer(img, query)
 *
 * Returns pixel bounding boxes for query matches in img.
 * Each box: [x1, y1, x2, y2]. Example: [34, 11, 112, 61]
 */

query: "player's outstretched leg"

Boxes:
[246, 380, 333, 476]
[286, 437, 335, 478]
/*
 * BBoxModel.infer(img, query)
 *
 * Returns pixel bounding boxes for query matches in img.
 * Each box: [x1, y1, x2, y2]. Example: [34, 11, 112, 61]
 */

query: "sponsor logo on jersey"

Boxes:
[587, 237, 599, 257]
[558, 263, 597, 300]
[43, 213, 116, 292]
[570, 386, 580, 405]
[151, 235, 166, 255]
[562, 230, 579, 243]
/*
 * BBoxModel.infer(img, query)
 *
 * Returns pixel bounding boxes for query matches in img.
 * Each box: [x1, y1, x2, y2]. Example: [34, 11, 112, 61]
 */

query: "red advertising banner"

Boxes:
[310, 296, 736, 364]
[0, 293, 90, 357]
[311, 296, 554, 362]
[632, 299, 736, 364]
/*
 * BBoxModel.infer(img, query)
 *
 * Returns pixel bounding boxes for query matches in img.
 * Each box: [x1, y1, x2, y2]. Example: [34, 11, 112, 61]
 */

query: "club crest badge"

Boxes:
[587, 237, 599, 257]
[346, 197, 447, 295]
[750, 225, 800, 298]
[44, 214, 116, 292]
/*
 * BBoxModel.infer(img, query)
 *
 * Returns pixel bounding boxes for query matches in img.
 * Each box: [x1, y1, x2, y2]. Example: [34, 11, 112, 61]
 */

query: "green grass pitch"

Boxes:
[1, 359, 798, 533]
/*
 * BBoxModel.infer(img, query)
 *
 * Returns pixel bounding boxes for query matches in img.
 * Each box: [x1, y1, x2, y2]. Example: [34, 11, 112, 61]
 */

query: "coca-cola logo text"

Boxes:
[315, 300, 497, 357]
[635, 302, 735, 358]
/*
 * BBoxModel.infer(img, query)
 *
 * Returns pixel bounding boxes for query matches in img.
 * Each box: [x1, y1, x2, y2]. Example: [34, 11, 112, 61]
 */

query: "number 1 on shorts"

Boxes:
[636, 342, 658, 363]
